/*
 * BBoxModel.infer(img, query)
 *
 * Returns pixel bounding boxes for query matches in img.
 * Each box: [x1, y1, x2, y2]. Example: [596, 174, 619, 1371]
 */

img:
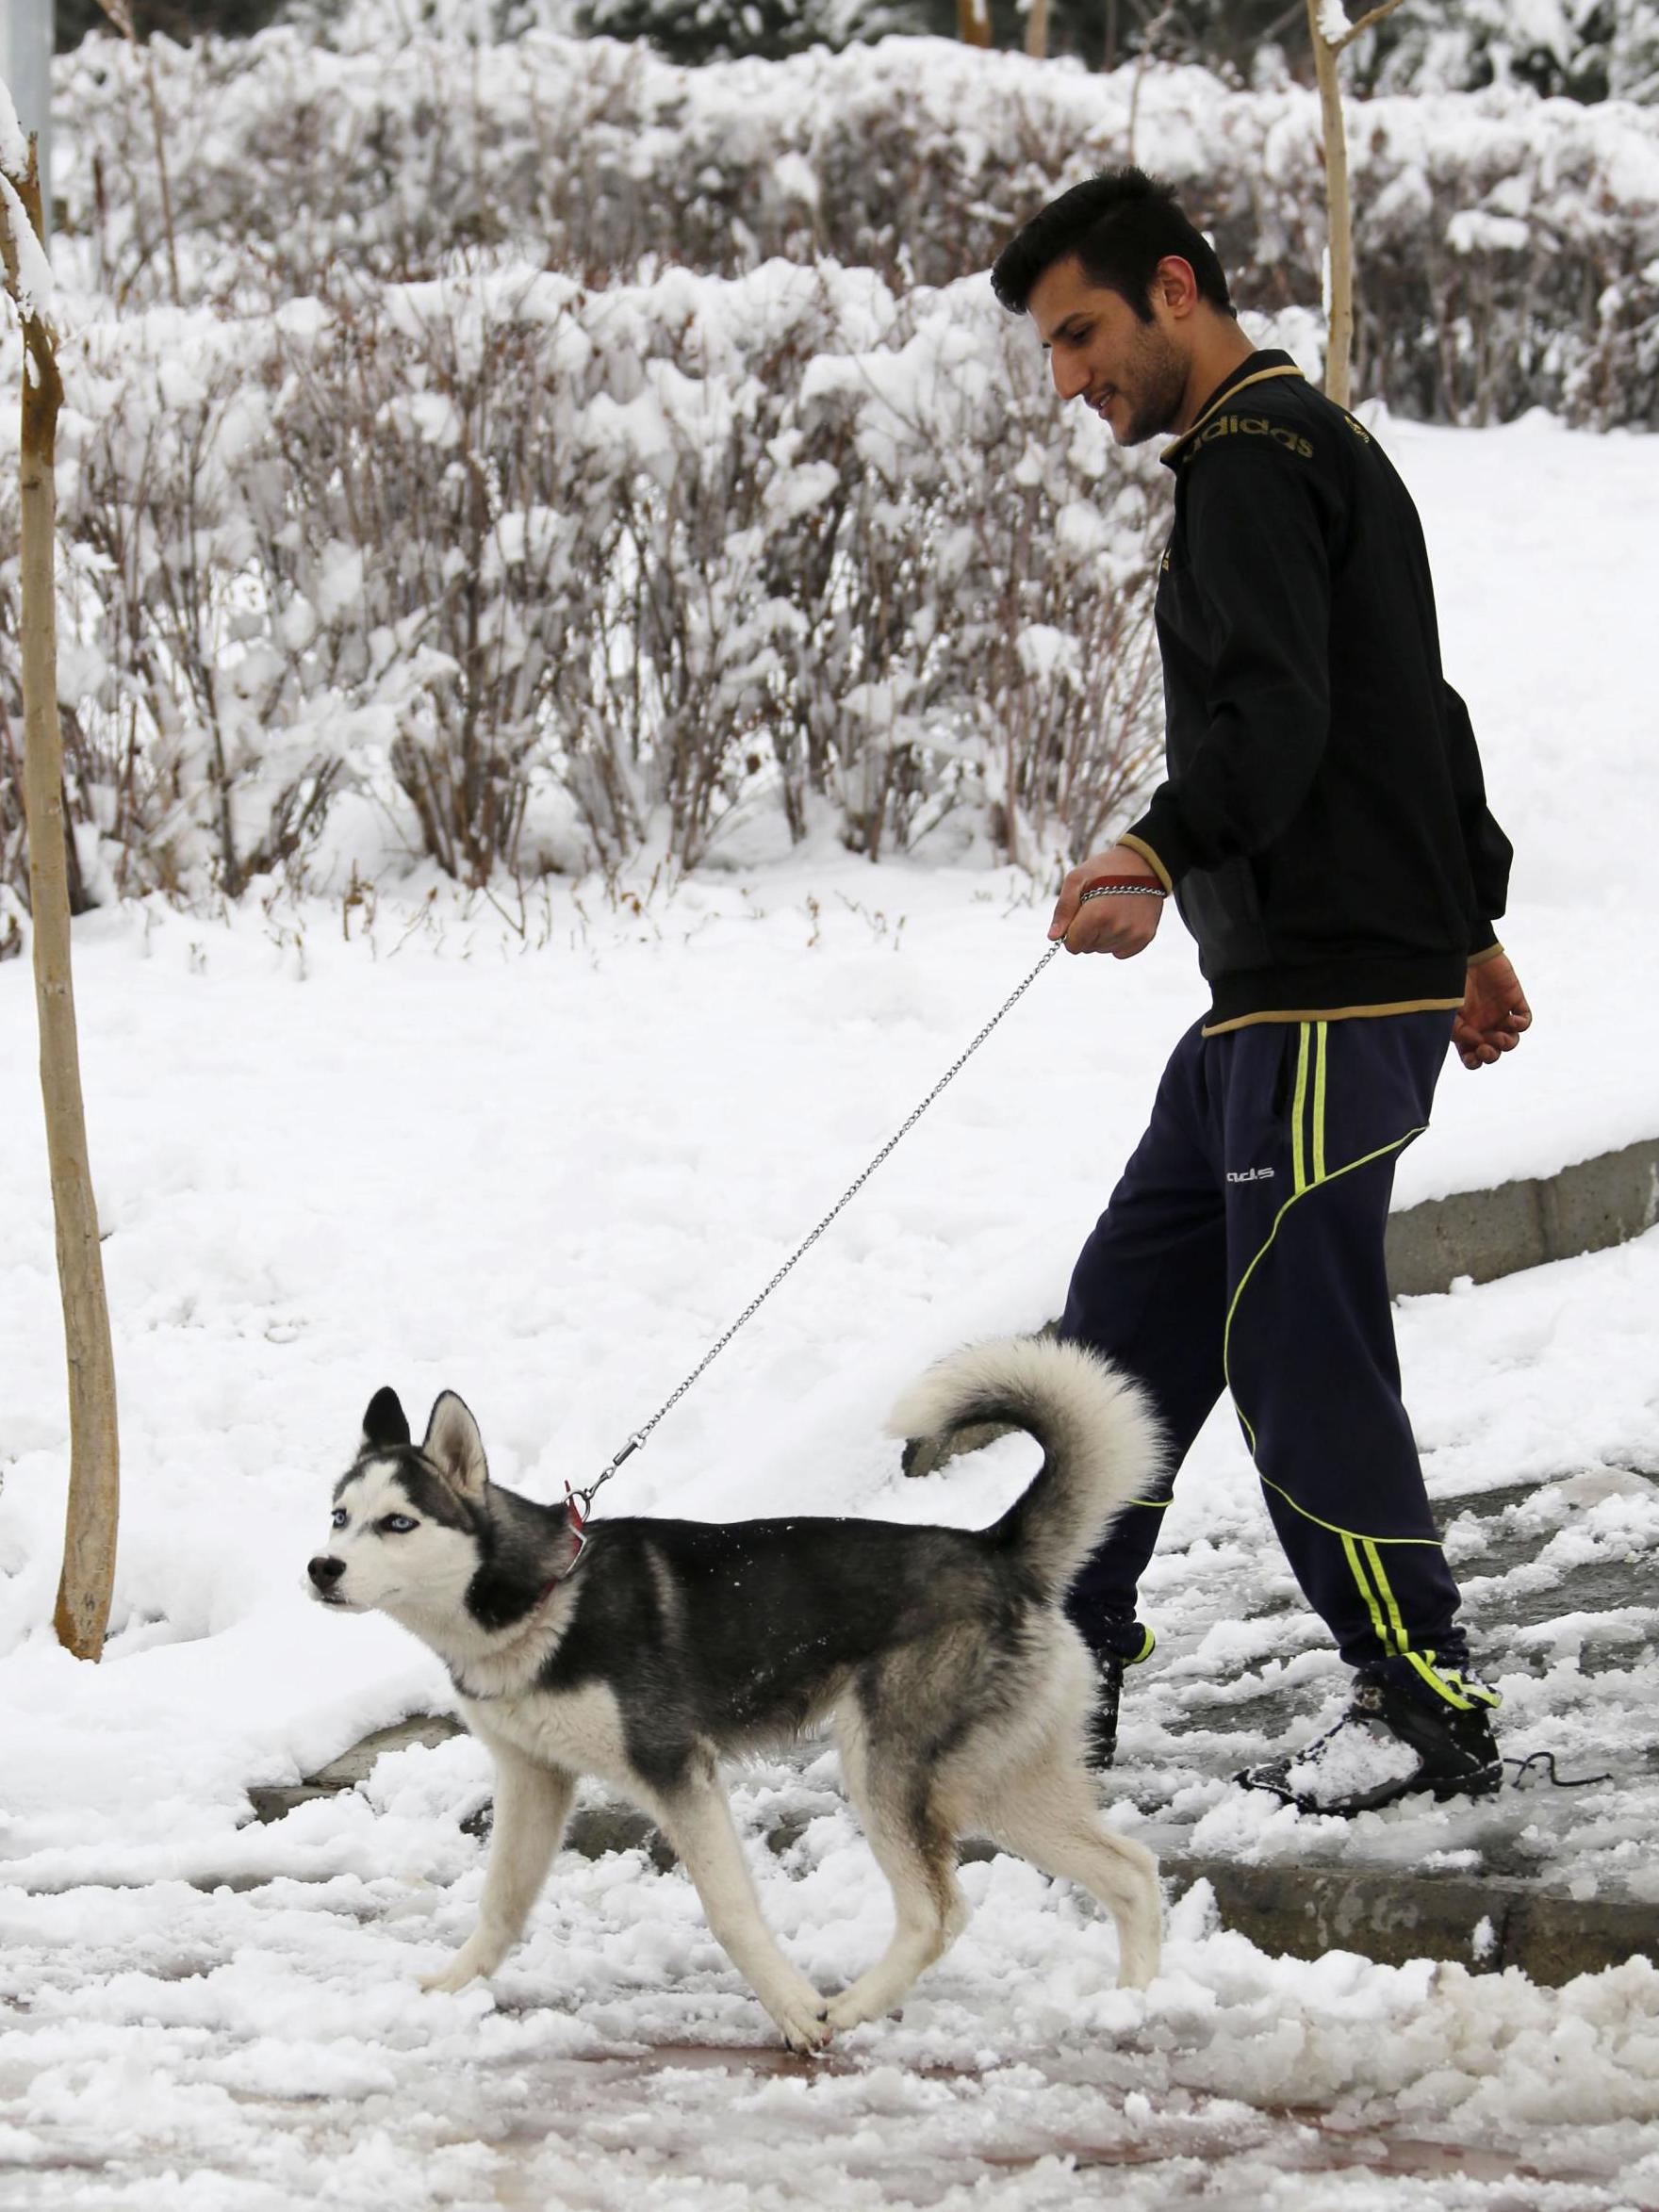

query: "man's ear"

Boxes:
[422, 1391, 489, 1501]
[361, 1386, 412, 1452]
[1151, 252, 1201, 319]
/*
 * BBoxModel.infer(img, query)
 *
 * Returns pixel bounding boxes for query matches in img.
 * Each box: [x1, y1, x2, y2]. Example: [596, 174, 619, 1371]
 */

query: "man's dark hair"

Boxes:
[991, 167, 1235, 322]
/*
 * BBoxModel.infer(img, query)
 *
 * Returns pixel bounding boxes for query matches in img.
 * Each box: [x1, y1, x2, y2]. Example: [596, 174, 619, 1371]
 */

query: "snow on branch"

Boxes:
[1317, 0, 1407, 55]
[0, 75, 26, 182]
[0, 75, 54, 322]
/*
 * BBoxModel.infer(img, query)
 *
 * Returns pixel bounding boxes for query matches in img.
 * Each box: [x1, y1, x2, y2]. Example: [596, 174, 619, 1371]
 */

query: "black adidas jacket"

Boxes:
[1120, 352, 1512, 1032]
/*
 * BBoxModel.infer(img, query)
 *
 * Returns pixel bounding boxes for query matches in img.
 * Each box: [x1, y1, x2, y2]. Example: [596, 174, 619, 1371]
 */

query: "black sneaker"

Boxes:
[1083, 1629, 1156, 1772]
[1238, 1664, 1503, 1816]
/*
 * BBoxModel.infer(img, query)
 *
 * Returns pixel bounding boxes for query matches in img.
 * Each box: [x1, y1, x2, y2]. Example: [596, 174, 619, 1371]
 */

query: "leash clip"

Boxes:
[562, 1427, 649, 1568]
[561, 1481, 591, 1572]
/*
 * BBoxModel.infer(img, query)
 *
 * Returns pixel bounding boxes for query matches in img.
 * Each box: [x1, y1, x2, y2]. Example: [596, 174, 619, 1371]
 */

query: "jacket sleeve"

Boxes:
[1442, 680, 1513, 959]
[1122, 437, 1338, 887]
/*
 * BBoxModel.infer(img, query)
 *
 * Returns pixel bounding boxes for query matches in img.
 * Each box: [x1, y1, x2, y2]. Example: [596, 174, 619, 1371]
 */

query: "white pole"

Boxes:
[1, 0, 53, 241]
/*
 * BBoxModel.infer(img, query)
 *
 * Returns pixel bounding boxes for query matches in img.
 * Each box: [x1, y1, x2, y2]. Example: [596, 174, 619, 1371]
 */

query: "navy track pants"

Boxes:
[1059, 1008, 1472, 1692]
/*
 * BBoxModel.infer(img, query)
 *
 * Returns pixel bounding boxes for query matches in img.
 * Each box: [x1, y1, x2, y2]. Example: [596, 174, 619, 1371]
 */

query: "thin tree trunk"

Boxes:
[3, 144, 122, 1662]
[1026, 0, 1049, 58]
[1307, 0, 1405, 411]
[958, 0, 992, 46]
[1307, 0, 1354, 409]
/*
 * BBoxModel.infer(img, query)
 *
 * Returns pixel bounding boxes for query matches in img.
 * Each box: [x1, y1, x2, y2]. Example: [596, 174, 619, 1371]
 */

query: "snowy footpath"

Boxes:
[2, 416, 1657, 2204]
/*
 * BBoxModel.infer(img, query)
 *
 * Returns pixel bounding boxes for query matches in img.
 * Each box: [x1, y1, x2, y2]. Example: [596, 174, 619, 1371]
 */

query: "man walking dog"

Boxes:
[991, 169, 1532, 1814]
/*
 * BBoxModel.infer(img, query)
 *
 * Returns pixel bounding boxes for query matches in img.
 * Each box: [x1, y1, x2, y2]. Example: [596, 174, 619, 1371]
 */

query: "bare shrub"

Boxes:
[0, 261, 1169, 898]
[51, 31, 1659, 427]
[61, 340, 350, 895]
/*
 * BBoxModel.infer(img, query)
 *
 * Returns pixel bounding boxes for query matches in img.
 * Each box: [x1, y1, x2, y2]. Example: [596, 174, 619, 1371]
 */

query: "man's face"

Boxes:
[1028, 254, 1191, 448]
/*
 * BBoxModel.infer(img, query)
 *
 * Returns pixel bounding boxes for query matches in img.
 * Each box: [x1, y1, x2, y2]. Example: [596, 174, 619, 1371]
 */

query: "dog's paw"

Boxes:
[419, 1943, 495, 1995]
[419, 1959, 479, 1995]
[765, 1984, 832, 2054]
[824, 1973, 908, 2033]
[824, 1987, 879, 2033]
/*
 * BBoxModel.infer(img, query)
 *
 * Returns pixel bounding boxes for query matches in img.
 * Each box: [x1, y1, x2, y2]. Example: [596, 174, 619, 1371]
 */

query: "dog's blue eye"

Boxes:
[331, 1508, 348, 1529]
[381, 1515, 419, 1534]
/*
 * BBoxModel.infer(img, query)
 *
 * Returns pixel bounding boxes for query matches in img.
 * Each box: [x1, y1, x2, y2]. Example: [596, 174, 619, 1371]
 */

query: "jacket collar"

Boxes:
[1160, 349, 1305, 469]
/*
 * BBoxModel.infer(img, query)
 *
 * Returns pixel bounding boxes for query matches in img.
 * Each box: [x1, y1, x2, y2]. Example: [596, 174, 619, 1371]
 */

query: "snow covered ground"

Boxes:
[2, 416, 1657, 2204]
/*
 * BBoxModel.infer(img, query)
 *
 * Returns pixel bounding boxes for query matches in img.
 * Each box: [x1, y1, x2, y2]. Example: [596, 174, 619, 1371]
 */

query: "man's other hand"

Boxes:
[1048, 845, 1166, 959]
[1454, 952, 1532, 1070]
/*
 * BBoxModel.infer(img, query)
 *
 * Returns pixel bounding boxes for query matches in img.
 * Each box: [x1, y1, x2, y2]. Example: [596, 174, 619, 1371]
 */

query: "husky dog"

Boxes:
[308, 1335, 1163, 2048]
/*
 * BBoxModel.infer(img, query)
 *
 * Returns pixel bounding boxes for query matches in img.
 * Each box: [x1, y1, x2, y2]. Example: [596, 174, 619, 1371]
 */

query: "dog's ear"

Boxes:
[361, 1386, 412, 1453]
[421, 1391, 489, 1500]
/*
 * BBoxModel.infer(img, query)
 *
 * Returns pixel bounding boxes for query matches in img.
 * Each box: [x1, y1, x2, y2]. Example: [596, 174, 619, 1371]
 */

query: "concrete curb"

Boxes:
[1385, 1135, 1659, 1296]
[250, 1719, 1655, 1991]
[1155, 1857, 1654, 1988]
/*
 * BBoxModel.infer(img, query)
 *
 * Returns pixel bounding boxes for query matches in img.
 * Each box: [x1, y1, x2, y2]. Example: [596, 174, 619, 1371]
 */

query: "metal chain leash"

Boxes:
[570, 880, 1166, 1523]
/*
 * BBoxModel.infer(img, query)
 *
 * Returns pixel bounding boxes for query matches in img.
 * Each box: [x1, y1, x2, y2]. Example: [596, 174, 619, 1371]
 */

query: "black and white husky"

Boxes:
[308, 1335, 1163, 2048]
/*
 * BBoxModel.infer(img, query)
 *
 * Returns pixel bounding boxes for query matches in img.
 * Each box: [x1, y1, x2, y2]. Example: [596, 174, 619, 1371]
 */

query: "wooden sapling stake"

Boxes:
[1306, 0, 1406, 409]
[0, 125, 122, 1660]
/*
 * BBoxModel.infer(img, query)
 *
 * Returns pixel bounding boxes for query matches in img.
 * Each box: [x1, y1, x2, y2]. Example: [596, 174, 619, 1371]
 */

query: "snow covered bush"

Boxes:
[54, 28, 1659, 429]
[1365, 0, 1659, 106]
[11, 19, 1653, 899]
[0, 261, 1165, 896]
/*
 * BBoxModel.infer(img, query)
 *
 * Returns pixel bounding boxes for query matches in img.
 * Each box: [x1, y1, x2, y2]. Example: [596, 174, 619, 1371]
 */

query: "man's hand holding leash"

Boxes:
[1049, 844, 1168, 958]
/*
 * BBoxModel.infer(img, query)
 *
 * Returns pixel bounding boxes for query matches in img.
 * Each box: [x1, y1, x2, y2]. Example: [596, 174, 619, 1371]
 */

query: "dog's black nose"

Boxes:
[308, 1555, 346, 1590]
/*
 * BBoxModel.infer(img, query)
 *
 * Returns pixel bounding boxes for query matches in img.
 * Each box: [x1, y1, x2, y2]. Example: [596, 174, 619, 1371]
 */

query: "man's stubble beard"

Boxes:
[1119, 323, 1191, 448]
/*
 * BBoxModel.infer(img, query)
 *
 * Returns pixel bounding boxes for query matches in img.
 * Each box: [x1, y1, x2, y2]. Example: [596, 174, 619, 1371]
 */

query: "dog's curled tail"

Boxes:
[888, 1335, 1163, 1597]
